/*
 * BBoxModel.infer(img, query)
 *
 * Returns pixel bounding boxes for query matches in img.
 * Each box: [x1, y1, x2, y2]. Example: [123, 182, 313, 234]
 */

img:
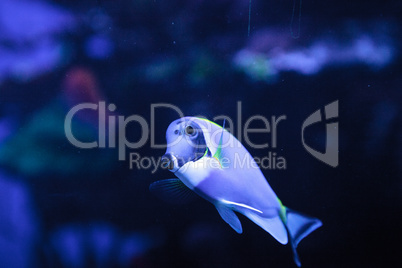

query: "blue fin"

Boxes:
[244, 212, 288, 244]
[149, 179, 197, 204]
[215, 205, 243, 234]
[285, 208, 322, 267]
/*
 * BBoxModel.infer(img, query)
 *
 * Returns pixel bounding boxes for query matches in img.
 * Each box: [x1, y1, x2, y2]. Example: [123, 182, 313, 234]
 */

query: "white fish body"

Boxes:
[151, 117, 322, 266]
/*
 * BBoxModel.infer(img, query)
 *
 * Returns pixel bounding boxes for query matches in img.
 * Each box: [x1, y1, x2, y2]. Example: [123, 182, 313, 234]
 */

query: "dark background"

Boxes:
[0, 0, 400, 267]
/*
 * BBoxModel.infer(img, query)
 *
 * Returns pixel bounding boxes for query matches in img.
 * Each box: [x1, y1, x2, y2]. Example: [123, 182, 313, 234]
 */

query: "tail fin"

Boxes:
[284, 207, 322, 267]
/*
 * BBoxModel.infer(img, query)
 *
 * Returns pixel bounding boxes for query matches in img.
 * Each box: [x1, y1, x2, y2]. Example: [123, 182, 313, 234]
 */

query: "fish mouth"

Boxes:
[161, 153, 179, 172]
[161, 148, 207, 172]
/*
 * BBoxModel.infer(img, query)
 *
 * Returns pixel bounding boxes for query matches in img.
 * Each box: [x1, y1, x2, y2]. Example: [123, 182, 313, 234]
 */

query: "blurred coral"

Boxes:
[0, 67, 117, 178]
[0, 0, 75, 84]
[48, 222, 164, 268]
[0, 171, 40, 267]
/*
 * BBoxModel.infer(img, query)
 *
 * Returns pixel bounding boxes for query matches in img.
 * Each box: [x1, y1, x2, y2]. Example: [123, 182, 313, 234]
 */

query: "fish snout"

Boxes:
[161, 153, 179, 172]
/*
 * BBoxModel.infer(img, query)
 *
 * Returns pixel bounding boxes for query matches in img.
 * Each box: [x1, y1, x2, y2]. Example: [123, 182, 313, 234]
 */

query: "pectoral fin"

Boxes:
[149, 178, 198, 204]
[215, 204, 243, 234]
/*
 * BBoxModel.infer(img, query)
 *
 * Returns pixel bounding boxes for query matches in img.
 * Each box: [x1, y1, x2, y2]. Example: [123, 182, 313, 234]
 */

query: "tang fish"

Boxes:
[150, 117, 322, 266]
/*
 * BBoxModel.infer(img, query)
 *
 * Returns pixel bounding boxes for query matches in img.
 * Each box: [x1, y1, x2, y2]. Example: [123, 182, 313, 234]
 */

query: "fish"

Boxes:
[150, 117, 322, 266]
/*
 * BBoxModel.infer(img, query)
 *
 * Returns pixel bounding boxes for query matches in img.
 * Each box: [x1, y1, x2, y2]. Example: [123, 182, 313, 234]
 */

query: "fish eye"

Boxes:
[174, 129, 179, 135]
[185, 125, 196, 137]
